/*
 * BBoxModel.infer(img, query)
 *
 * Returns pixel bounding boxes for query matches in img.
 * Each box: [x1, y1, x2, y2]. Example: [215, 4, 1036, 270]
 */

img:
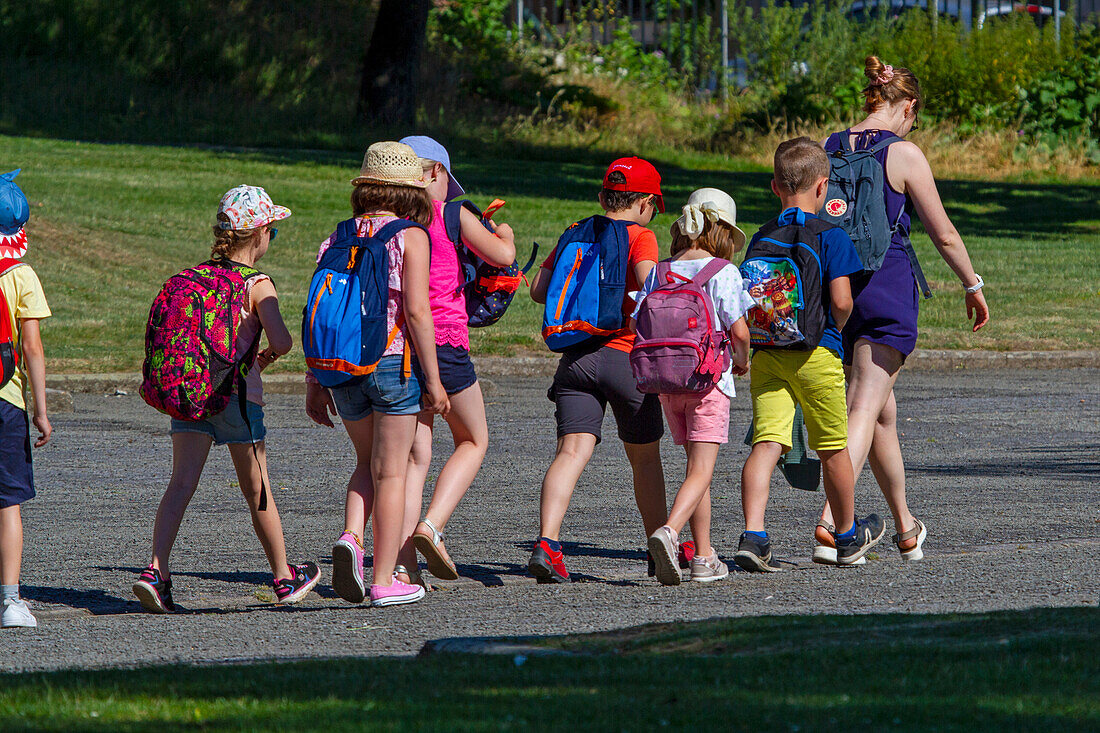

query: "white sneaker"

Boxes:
[690, 551, 730, 582]
[1, 598, 38, 628]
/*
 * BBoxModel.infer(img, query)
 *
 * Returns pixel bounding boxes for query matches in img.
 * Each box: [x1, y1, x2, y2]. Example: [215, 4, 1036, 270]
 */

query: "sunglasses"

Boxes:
[268, 227, 278, 242]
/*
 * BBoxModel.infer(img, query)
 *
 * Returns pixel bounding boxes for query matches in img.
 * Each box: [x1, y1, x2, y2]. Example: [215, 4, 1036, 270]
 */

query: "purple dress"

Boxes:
[825, 129, 920, 363]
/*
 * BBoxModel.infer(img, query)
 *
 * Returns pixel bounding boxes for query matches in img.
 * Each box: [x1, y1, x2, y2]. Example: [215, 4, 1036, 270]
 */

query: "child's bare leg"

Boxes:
[150, 432, 213, 576]
[342, 416, 375, 539]
[741, 441, 783, 531]
[819, 448, 855, 535]
[0, 505, 23, 586]
[421, 383, 489, 540]
[687, 487, 713, 558]
[664, 441, 719, 543]
[370, 412, 417, 586]
[867, 390, 916, 546]
[228, 441, 290, 581]
[398, 413, 433, 575]
[539, 433, 597, 540]
[623, 440, 666, 537]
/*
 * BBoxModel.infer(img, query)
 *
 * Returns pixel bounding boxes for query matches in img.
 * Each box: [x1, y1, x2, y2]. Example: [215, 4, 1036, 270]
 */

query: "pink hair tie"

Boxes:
[875, 65, 895, 86]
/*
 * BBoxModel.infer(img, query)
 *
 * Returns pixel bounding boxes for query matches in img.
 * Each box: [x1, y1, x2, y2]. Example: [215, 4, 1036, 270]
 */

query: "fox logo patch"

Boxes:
[825, 198, 848, 217]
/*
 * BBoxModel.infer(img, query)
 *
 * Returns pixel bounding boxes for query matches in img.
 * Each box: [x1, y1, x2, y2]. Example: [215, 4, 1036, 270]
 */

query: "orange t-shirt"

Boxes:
[540, 221, 658, 352]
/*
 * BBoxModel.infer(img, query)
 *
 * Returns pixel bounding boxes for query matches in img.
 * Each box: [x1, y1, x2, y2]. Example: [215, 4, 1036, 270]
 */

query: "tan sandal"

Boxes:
[894, 519, 927, 562]
[413, 518, 459, 580]
[812, 522, 866, 566]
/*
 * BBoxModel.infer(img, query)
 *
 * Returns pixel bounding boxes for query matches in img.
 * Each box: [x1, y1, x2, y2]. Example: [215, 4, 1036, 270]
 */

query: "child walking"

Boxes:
[397, 136, 516, 585]
[304, 142, 449, 608]
[133, 185, 319, 613]
[736, 138, 885, 572]
[0, 169, 51, 628]
[528, 157, 667, 582]
[633, 189, 752, 585]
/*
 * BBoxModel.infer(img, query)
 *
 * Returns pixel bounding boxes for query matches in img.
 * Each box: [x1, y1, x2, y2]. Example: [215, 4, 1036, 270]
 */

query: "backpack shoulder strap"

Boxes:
[691, 258, 731, 286]
[869, 133, 901, 155]
[802, 217, 833, 237]
[443, 200, 487, 247]
[838, 130, 853, 153]
[654, 260, 674, 285]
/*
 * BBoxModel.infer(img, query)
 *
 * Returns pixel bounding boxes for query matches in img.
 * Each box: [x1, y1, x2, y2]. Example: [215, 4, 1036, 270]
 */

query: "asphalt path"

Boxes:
[2, 369, 1097, 672]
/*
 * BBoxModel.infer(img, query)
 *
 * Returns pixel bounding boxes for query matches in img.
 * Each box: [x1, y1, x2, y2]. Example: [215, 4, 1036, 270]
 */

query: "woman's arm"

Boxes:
[461, 207, 516, 267]
[403, 228, 449, 415]
[889, 142, 990, 331]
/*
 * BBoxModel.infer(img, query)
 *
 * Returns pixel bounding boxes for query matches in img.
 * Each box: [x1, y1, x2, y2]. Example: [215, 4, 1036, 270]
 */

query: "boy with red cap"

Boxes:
[0, 169, 51, 628]
[527, 157, 669, 583]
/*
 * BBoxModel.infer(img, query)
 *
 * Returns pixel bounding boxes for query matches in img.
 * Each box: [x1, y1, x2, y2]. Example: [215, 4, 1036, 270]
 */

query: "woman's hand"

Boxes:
[965, 289, 989, 332]
[305, 381, 338, 427]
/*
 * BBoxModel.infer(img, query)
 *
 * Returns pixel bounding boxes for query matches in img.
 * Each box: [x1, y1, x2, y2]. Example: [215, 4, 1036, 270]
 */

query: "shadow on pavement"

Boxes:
[20, 585, 132, 616]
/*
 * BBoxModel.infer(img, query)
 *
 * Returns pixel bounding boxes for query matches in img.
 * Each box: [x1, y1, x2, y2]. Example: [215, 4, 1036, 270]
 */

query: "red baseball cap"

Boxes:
[603, 157, 665, 213]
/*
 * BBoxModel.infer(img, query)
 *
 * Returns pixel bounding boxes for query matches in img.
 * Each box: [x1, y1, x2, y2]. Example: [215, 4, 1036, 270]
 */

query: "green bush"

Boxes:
[1017, 27, 1100, 157]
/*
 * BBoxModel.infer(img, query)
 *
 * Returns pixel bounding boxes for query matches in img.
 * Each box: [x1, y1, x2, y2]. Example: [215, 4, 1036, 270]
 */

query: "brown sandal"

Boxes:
[413, 518, 459, 580]
[893, 519, 927, 562]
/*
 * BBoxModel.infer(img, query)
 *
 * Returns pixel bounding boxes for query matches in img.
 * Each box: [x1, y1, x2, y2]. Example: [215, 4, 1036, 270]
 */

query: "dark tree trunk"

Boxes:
[357, 0, 431, 126]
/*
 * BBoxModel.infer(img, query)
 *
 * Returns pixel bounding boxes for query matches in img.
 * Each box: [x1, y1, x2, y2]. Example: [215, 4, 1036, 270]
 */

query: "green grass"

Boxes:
[4, 133, 1098, 374]
[1, 607, 1096, 730]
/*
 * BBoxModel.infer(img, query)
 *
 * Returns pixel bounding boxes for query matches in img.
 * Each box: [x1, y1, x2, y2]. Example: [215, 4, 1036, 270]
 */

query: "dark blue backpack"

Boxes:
[442, 198, 538, 328]
[303, 218, 426, 387]
[820, 133, 932, 299]
[542, 215, 629, 353]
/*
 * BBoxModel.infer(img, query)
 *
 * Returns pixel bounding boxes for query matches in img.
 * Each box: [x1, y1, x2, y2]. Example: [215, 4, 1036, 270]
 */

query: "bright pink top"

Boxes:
[426, 199, 470, 349]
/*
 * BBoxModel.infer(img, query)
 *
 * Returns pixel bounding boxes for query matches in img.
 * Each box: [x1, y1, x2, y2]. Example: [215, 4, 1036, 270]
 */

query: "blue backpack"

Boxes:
[442, 198, 538, 328]
[303, 218, 426, 387]
[541, 215, 629, 353]
[820, 133, 932, 299]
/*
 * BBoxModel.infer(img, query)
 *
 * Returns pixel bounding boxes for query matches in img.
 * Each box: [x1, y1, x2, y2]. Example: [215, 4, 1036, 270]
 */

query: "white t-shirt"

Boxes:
[632, 256, 753, 398]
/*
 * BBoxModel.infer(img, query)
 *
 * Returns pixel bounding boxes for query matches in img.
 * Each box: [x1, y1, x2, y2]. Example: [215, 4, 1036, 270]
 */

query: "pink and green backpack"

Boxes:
[140, 260, 264, 421]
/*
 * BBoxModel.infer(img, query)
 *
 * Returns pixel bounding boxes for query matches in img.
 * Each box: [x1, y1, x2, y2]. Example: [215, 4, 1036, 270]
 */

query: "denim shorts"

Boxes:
[330, 354, 423, 421]
[170, 396, 267, 445]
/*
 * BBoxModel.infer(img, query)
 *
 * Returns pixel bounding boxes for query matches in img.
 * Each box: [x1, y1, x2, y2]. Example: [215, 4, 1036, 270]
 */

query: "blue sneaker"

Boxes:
[734, 532, 782, 573]
[836, 514, 886, 565]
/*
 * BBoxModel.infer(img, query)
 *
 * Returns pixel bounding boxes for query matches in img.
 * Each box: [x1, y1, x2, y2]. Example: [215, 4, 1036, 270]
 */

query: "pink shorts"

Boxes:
[658, 389, 731, 445]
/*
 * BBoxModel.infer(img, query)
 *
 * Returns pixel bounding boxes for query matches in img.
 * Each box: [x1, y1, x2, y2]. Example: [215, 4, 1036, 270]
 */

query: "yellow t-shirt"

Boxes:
[0, 263, 51, 410]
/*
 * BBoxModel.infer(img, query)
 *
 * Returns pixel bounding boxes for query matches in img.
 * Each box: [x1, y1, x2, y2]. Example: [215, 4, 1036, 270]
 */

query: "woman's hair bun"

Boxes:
[864, 56, 886, 82]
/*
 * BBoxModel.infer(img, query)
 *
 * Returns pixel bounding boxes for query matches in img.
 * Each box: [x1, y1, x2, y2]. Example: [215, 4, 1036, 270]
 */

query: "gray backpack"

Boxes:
[820, 135, 932, 299]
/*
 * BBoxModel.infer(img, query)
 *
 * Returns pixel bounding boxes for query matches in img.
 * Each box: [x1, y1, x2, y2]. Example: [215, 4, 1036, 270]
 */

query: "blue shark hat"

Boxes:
[0, 169, 29, 236]
[399, 135, 465, 202]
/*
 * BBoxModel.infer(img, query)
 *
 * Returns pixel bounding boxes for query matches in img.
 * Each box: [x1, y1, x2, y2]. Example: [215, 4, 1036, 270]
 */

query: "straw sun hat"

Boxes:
[351, 141, 429, 188]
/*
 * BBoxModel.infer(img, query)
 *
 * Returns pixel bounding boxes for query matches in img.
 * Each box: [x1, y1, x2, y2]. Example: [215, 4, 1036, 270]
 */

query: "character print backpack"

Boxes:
[740, 212, 831, 350]
[542, 215, 630, 352]
[820, 131, 932, 298]
[141, 260, 265, 421]
[0, 258, 25, 389]
[302, 218, 427, 387]
[630, 259, 732, 395]
[442, 198, 538, 328]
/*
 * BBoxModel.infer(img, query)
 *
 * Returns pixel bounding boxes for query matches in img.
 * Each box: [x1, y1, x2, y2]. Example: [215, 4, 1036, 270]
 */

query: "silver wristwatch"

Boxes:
[965, 274, 984, 294]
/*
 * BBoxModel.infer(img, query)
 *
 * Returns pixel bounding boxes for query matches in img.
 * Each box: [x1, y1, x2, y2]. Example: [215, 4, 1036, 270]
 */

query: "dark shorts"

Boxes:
[842, 245, 920, 364]
[435, 345, 478, 396]
[548, 344, 664, 445]
[0, 399, 35, 508]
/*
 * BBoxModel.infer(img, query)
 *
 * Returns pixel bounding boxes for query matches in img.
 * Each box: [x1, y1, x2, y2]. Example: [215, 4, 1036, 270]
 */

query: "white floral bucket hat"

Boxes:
[216, 185, 291, 231]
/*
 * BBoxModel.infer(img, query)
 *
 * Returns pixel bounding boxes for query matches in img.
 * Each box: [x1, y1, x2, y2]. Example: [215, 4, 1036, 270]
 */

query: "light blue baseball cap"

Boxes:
[399, 135, 465, 202]
[0, 169, 30, 236]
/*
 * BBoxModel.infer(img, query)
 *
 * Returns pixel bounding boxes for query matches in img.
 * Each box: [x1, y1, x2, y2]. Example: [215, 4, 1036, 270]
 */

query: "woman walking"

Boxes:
[813, 56, 990, 564]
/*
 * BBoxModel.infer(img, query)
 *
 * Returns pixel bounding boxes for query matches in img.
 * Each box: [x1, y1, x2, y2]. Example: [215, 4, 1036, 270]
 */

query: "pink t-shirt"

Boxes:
[236, 274, 271, 405]
[317, 215, 408, 358]
[427, 199, 470, 349]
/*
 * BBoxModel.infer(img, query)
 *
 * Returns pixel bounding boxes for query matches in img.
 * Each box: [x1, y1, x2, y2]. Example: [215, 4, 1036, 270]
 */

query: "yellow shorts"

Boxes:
[750, 347, 848, 452]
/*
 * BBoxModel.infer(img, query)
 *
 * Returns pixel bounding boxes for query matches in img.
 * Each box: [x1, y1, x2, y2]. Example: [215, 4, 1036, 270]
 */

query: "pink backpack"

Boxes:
[630, 258, 732, 394]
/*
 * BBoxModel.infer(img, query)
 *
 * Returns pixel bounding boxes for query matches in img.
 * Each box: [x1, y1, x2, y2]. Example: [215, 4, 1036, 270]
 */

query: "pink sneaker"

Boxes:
[332, 531, 366, 604]
[370, 578, 426, 607]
